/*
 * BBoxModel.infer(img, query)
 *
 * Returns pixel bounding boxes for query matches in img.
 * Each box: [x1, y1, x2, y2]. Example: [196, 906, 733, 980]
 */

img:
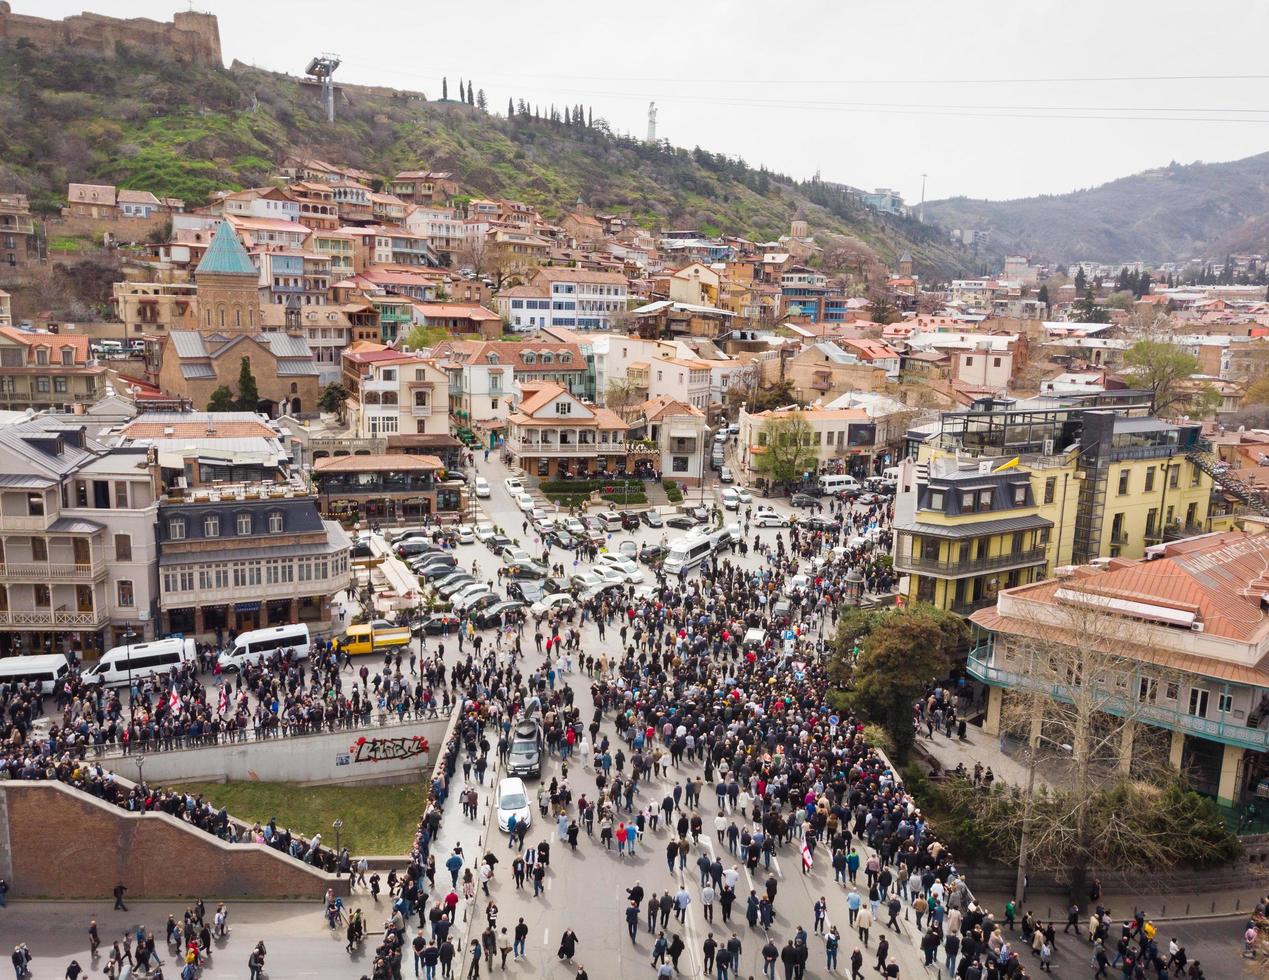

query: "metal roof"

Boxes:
[893, 514, 1054, 539]
[195, 220, 258, 278]
[181, 363, 217, 380]
[48, 516, 105, 533]
[263, 333, 313, 359]
[275, 359, 319, 376]
[159, 538, 345, 567]
[170, 332, 209, 358]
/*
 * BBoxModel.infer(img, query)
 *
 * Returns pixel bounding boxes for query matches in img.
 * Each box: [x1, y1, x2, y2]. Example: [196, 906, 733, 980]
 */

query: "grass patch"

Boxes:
[169, 780, 427, 855]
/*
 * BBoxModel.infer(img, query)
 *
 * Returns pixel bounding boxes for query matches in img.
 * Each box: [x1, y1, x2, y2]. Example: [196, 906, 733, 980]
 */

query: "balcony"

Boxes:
[160, 572, 348, 607]
[0, 514, 51, 532]
[950, 596, 999, 616]
[967, 646, 1269, 752]
[895, 546, 1048, 578]
[411, 402, 434, 416]
[0, 560, 108, 582]
[0, 608, 109, 629]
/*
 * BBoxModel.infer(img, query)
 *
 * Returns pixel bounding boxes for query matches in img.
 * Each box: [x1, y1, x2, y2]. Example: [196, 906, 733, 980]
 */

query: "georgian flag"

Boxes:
[217, 687, 228, 715]
[801, 841, 813, 871]
[168, 690, 181, 713]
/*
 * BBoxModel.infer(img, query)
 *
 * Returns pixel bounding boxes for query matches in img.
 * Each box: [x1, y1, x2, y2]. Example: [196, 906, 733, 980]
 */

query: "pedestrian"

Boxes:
[112, 884, 128, 911]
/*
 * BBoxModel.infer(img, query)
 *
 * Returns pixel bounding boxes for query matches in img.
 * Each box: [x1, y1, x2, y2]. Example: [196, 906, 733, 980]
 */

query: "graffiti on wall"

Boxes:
[347, 735, 431, 765]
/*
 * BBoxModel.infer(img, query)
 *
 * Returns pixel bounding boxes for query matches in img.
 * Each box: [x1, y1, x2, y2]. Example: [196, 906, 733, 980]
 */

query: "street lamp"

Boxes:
[843, 568, 864, 608]
[134, 754, 146, 788]
[120, 624, 139, 721]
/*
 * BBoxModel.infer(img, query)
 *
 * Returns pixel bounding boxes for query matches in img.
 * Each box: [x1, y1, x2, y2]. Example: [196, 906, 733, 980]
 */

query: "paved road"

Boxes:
[5, 455, 1251, 979]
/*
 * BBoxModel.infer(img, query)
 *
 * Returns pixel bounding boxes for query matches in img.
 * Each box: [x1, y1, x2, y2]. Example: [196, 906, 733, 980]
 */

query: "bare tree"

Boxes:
[604, 376, 644, 417]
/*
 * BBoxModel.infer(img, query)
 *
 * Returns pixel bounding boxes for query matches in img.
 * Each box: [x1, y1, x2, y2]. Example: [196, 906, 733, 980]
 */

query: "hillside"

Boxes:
[924, 153, 1269, 265]
[0, 43, 975, 279]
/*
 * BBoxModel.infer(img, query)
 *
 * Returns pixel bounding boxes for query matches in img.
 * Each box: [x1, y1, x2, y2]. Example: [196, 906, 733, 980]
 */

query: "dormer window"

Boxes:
[522, 352, 536, 365]
[486, 353, 499, 364]
[559, 352, 572, 364]
[60, 347, 75, 366]
[169, 518, 186, 540]
[540, 352, 553, 364]
[35, 348, 48, 366]
[236, 513, 252, 535]
[204, 515, 220, 537]
[268, 511, 284, 533]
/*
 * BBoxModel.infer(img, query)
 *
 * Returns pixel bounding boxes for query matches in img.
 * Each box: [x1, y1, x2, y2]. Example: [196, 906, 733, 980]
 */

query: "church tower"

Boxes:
[194, 220, 261, 334]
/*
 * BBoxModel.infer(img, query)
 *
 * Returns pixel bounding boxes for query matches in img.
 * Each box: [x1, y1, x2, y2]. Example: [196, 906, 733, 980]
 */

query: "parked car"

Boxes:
[516, 493, 536, 513]
[488, 535, 513, 553]
[562, 516, 586, 536]
[640, 510, 664, 528]
[413, 613, 460, 635]
[463, 592, 503, 616]
[474, 477, 491, 498]
[753, 510, 789, 528]
[790, 493, 819, 508]
[568, 570, 604, 593]
[596, 554, 644, 583]
[504, 477, 525, 494]
[617, 539, 639, 559]
[736, 487, 753, 504]
[545, 528, 575, 550]
[500, 545, 533, 565]
[639, 543, 668, 565]
[436, 575, 477, 599]
[721, 488, 740, 510]
[506, 721, 542, 779]
[474, 522, 496, 543]
[619, 510, 641, 530]
[508, 579, 547, 604]
[719, 466, 735, 484]
[504, 561, 549, 581]
[666, 515, 698, 530]
[530, 592, 576, 618]
[800, 515, 841, 532]
[471, 600, 525, 629]
[454, 524, 476, 544]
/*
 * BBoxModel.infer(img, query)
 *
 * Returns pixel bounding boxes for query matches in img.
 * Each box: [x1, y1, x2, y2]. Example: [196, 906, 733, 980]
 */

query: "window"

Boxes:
[1169, 464, 1179, 488]
[35, 377, 49, 393]
[54, 377, 67, 394]
[168, 518, 186, 540]
[204, 515, 220, 537]
[556, 401, 572, 415]
[268, 511, 284, 533]
[1164, 682, 1179, 701]
[1137, 677, 1156, 703]
[1118, 470, 1129, 495]
[1110, 513, 1125, 542]
[34, 348, 47, 366]
[672, 456, 688, 473]
[117, 580, 135, 608]
[491, 399, 499, 411]
[1144, 466, 1156, 492]
[1186, 502, 1198, 527]
[992, 357, 1002, 368]
[1043, 477, 1056, 504]
[33, 584, 50, 608]
[414, 390, 429, 408]
[1218, 692, 1234, 714]
[26, 492, 43, 517]
[236, 513, 252, 535]
[114, 533, 132, 561]
[965, 356, 973, 366]
[1188, 688, 1209, 718]
[112, 481, 128, 508]
[31, 538, 47, 562]
[928, 490, 945, 510]
[1012, 484, 1027, 506]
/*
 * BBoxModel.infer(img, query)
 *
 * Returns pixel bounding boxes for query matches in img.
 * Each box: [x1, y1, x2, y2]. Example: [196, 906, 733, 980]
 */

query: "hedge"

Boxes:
[663, 480, 684, 503]
[600, 490, 648, 504]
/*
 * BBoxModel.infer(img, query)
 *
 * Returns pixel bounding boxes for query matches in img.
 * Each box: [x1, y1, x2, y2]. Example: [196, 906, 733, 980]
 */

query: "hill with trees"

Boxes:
[923, 153, 1269, 265]
[0, 41, 974, 279]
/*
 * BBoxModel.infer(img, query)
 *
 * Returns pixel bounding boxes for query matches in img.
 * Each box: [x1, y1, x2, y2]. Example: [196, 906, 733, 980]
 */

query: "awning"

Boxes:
[893, 514, 1053, 539]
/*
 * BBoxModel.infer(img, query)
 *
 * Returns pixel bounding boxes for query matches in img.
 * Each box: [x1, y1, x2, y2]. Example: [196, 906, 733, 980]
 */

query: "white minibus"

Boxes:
[816, 474, 861, 495]
[82, 637, 196, 687]
[0, 654, 73, 695]
[217, 623, 311, 672]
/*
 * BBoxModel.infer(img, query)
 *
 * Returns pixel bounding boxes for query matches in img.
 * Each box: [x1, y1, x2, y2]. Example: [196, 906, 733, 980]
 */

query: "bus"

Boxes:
[217, 623, 312, 672]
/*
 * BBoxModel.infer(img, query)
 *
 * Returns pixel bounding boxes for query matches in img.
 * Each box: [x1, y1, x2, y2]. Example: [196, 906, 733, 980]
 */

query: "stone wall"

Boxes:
[0, 5, 221, 68]
[0, 781, 346, 899]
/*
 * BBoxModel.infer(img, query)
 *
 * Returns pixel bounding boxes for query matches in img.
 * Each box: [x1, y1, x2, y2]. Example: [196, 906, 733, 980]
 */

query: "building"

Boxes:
[626, 396, 709, 484]
[0, 329, 105, 411]
[525, 267, 629, 331]
[894, 405, 1215, 613]
[156, 481, 350, 638]
[435, 340, 587, 427]
[313, 454, 460, 526]
[194, 220, 264, 333]
[737, 404, 905, 483]
[390, 171, 460, 207]
[861, 188, 906, 215]
[151, 331, 321, 417]
[968, 531, 1269, 806]
[0, 417, 161, 657]
[113, 282, 199, 337]
[0, 290, 10, 327]
[0, 192, 39, 267]
[413, 303, 502, 339]
[783, 342, 893, 403]
[505, 382, 629, 479]
[338, 345, 455, 453]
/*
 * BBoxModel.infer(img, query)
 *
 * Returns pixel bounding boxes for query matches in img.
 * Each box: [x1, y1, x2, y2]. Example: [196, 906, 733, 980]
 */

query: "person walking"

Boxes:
[625, 901, 640, 943]
[112, 884, 128, 911]
[826, 927, 840, 972]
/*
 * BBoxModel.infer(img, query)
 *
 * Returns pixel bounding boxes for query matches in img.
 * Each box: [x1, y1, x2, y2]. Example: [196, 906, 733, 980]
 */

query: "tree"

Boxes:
[1037, 284, 1050, 310]
[318, 381, 350, 421]
[604, 377, 643, 418]
[476, 88, 487, 111]
[235, 356, 259, 412]
[442, 77, 448, 100]
[1250, 378, 1269, 407]
[507, 97, 514, 118]
[753, 412, 819, 487]
[1073, 267, 1087, 294]
[467, 84, 475, 106]
[942, 584, 1236, 903]
[1123, 340, 1200, 416]
[1071, 288, 1110, 323]
[404, 324, 453, 351]
[206, 385, 235, 412]
[829, 605, 968, 763]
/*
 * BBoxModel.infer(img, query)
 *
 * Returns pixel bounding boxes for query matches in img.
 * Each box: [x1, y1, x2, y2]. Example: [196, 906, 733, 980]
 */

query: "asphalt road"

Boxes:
[4, 454, 1252, 979]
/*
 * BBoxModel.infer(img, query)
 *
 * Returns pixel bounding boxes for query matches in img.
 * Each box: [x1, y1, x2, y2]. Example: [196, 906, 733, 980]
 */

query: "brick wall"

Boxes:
[0, 782, 347, 899]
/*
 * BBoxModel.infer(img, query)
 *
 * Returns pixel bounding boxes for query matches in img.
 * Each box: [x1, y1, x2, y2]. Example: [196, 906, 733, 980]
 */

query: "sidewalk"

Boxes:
[916, 721, 1055, 792]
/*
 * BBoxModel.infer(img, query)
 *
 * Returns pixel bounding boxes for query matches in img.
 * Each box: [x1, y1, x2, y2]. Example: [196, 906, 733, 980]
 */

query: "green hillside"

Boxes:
[924, 154, 1269, 265]
[0, 43, 974, 279]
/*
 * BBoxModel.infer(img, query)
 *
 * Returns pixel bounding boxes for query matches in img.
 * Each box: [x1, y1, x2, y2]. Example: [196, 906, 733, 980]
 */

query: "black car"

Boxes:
[545, 529, 575, 550]
[488, 535, 513, 553]
[417, 562, 462, 582]
[801, 516, 841, 532]
[464, 592, 502, 615]
[437, 575, 477, 599]
[640, 510, 664, 528]
[350, 540, 373, 559]
[504, 561, 549, 581]
[666, 515, 698, 530]
[413, 613, 460, 635]
[790, 492, 820, 508]
[638, 543, 668, 566]
[507, 718, 542, 778]
[508, 579, 546, 604]
[471, 600, 526, 629]
[619, 511, 641, 530]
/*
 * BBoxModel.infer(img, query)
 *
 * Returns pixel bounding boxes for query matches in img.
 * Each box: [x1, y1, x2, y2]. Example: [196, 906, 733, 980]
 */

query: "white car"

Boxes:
[505, 477, 525, 494]
[474, 477, 491, 498]
[530, 507, 549, 524]
[496, 777, 532, 832]
[597, 554, 644, 583]
[754, 511, 788, 528]
[530, 592, 576, 618]
[721, 488, 740, 511]
[474, 522, 496, 543]
[569, 570, 604, 593]
[592, 565, 628, 587]
[736, 487, 753, 504]
[502, 547, 533, 566]
[562, 516, 585, 536]
[516, 493, 536, 513]
[452, 583, 493, 608]
[455, 524, 476, 544]
[785, 573, 811, 596]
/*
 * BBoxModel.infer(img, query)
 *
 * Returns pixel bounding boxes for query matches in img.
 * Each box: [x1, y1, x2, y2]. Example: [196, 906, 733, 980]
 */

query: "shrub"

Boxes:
[663, 479, 684, 503]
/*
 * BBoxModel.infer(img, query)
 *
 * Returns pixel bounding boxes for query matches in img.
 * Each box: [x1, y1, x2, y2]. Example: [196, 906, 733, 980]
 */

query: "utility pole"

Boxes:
[919, 173, 928, 224]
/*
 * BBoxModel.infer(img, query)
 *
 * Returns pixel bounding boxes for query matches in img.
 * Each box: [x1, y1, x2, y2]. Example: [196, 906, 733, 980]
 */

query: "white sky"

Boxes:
[35, 0, 1269, 203]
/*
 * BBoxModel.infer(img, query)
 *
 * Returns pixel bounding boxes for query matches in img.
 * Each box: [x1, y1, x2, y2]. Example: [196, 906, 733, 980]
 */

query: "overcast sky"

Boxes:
[37, 0, 1269, 203]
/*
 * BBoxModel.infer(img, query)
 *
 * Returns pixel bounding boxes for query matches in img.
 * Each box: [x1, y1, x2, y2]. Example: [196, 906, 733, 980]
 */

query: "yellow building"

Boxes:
[896, 407, 1213, 613]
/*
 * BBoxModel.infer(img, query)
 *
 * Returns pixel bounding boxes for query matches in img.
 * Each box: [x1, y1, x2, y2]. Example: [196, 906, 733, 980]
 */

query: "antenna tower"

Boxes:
[305, 53, 342, 124]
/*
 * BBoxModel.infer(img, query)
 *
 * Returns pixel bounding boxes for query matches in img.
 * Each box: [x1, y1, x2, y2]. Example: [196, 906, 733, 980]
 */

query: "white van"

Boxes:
[0, 654, 73, 695]
[83, 637, 196, 687]
[217, 623, 311, 672]
[662, 534, 714, 576]
[817, 474, 861, 495]
[597, 511, 624, 532]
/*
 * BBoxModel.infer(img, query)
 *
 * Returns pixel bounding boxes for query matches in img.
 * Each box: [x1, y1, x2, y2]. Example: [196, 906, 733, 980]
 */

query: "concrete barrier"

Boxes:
[118, 718, 450, 786]
[0, 781, 347, 900]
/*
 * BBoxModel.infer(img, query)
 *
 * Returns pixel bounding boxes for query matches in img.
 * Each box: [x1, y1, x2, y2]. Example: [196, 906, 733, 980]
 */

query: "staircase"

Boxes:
[1186, 444, 1269, 516]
